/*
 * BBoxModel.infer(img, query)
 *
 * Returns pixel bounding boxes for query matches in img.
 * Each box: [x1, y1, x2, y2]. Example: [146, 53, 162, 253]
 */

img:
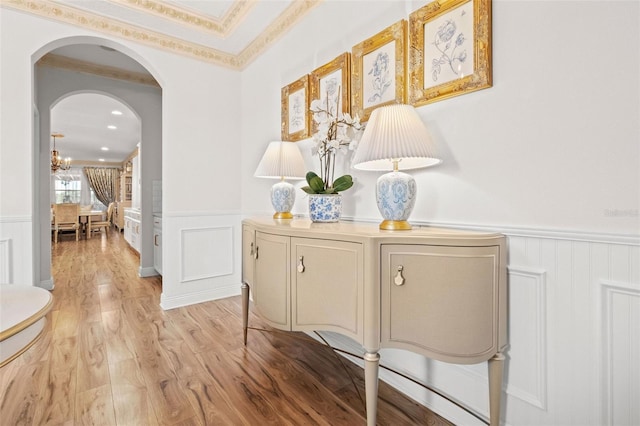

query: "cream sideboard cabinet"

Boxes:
[241, 217, 507, 426]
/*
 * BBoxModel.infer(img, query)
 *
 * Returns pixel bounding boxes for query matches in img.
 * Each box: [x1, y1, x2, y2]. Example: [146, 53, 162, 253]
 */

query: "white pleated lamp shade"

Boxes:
[254, 141, 306, 179]
[352, 104, 441, 171]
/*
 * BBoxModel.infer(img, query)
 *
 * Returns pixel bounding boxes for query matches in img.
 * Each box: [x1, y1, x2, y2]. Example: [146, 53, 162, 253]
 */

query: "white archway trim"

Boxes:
[31, 35, 164, 87]
[38, 54, 159, 87]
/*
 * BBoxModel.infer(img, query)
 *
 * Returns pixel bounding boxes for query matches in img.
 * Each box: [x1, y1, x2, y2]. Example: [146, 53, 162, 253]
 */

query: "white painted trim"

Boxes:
[159, 282, 240, 310]
[506, 266, 548, 410]
[138, 266, 158, 278]
[0, 239, 11, 284]
[420, 221, 640, 246]
[600, 279, 640, 426]
[38, 277, 54, 291]
[166, 210, 244, 218]
[0, 216, 32, 223]
[179, 225, 234, 283]
[337, 215, 640, 246]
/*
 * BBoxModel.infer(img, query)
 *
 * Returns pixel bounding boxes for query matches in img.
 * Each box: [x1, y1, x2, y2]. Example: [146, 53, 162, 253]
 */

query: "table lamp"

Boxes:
[254, 141, 306, 219]
[352, 104, 441, 230]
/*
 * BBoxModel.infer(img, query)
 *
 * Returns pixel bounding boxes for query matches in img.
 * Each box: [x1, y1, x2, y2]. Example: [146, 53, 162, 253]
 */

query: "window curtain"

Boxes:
[83, 167, 119, 207]
[79, 170, 92, 206]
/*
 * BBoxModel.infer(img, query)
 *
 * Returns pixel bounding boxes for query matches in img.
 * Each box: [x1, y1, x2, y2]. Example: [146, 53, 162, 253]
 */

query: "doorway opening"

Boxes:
[33, 39, 162, 289]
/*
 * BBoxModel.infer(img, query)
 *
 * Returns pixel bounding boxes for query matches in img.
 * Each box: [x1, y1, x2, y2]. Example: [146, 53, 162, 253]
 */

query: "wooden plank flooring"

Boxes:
[0, 228, 454, 425]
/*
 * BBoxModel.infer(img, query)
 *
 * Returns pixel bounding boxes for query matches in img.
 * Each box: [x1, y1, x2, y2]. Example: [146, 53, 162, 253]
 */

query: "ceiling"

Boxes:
[14, 0, 321, 165]
[51, 92, 140, 165]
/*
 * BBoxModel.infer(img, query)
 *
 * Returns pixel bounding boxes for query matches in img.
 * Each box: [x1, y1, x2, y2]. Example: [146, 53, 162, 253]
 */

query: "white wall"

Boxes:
[240, 1, 639, 425]
[0, 8, 243, 306]
[242, 0, 639, 235]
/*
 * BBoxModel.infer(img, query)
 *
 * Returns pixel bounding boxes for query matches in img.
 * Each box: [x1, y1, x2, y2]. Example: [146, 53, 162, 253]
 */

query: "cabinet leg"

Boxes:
[363, 351, 380, 426]
[488, 352, 505, 426]
[241, 282, 249, 345]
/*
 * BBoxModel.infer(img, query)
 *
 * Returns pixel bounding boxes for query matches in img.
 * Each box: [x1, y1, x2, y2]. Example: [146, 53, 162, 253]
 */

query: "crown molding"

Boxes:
[37, 53, 160, 86]
[237, 0, 320, 66]
[1, 0, 321, 70]
[107, 0, 257, 37]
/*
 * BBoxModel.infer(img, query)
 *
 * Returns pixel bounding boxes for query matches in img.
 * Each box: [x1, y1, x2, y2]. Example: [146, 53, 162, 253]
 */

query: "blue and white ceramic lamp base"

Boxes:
[376, 171, 417, 230]
[270, 181, 296, 219]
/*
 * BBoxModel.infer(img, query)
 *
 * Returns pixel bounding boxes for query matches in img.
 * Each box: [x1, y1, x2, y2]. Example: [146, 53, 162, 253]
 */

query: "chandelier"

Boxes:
[51, 133, 71, 172]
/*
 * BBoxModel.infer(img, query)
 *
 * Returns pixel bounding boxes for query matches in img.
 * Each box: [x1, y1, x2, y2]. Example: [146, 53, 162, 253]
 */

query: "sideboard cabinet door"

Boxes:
[381, 244, 502, 364]
[291, 238, 364, 343]
[254, 231, 291, 330]
[241, 224, 255, 287]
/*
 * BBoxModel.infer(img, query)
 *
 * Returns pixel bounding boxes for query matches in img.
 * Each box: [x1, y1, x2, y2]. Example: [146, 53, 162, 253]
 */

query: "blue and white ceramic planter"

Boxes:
[308, 194, 342, 222]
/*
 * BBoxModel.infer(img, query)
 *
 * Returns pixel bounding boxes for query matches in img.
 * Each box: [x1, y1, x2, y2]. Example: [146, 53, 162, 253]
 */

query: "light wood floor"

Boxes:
[0, 227, 453, 425]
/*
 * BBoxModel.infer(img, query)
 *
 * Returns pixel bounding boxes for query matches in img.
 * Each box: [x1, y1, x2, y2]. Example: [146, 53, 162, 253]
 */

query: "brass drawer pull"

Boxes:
[297, 256, 305, 273]
[394, 265, 405, 286]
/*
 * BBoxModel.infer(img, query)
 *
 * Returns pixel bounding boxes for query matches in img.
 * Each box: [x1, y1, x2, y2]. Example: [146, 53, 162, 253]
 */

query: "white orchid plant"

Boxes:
[302, 95, 363, 194]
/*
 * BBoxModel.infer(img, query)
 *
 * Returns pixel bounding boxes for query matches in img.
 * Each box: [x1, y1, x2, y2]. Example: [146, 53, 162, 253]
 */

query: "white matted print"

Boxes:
[351, 20, 406, 122]
[424, 0, 474, 89]
[281, 74, 309, 141]
[362, 41, 396, 110]
[287, 88, 307, 135]
[318, 68, 344, 117]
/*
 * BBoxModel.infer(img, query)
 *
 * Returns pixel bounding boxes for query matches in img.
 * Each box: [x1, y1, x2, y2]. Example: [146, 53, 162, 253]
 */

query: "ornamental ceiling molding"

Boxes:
[237, 0, 319, 67]
[107, 0, 256, 37]
[2, 0, 321, 70]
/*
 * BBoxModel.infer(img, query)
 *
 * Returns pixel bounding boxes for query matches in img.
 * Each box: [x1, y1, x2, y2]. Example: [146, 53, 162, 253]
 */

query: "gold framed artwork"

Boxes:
[281, 75, 310, 141]
[409, 0, 492, 106]
[352, 20, 407, 122]
[309, 52, 351, 129]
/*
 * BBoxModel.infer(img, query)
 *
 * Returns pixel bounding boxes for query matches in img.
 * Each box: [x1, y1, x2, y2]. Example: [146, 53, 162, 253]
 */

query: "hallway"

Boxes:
[0, 228, 451, 425]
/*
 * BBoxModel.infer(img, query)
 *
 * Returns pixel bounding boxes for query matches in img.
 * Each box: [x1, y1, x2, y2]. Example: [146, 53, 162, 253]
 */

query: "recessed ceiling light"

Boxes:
[107, 125, 117, 130]
[111, 110, 122, 115]
[98, 159, 105, 162]
[101, 147, 109, 151]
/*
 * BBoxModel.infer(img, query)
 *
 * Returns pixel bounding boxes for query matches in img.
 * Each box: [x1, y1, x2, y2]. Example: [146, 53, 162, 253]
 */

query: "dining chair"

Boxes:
[53, 203, 80, 243]
[88, 202, 115, 238]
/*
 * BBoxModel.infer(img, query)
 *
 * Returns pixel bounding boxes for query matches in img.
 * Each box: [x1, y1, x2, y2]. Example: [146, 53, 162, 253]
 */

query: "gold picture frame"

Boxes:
[309, 52, 351, 132]
[409, 0, 492, 106]
[281, 75, 310, 141]
[352, 20, 407, 123]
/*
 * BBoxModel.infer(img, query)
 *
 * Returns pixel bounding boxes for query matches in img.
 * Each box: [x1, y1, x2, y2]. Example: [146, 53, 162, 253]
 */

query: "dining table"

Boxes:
[79, 210, 105, 239]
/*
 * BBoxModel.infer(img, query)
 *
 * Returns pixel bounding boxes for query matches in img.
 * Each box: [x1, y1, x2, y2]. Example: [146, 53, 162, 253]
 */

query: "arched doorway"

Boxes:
[33, 38, 162, 289]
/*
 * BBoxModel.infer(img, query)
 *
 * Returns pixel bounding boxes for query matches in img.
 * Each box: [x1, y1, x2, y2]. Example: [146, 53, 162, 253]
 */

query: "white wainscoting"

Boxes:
[180, 226, 233, 282]
[0, 238, 11, 284]
[0, 217, 33, 286]
[313, 226, 639, 426]
[159, 213, 242, 310]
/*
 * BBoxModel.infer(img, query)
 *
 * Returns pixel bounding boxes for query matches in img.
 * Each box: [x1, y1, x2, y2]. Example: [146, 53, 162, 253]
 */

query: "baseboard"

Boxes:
[138, 266, 158, 278]
[39, 277, 54, 291]
[159, 283, 240, 310]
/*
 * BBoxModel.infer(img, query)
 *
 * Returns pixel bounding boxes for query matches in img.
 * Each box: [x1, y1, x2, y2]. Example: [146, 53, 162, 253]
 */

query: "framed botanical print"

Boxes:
[409, 0, 492, 106]
[281, 74, 310, 141]
[309, 52, 351, 129]
[352, 20, 407, 122]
